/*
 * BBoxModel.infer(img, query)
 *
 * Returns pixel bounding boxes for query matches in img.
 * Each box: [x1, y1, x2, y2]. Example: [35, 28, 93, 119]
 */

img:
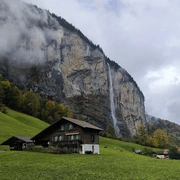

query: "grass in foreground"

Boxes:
[0, 137, 180, 180]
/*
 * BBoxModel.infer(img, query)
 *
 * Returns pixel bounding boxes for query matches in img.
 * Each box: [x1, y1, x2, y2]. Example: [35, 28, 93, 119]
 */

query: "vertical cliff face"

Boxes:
[109, 66, 146, 137]
[0, 0, 146, 138]
[60, 31, 108, 97]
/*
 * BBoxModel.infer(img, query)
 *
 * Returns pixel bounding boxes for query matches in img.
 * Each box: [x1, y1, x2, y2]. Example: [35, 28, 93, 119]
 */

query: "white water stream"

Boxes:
[107, 63, 119, 135]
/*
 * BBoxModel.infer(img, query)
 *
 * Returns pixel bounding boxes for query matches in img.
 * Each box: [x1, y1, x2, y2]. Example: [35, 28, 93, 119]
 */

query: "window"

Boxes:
[76, 134, 81, 140]
[76, 134, 79, 140]
[55, 136, 58, 141]
[69, 124, 74, 130]
[91, 134, 95, 142]
[67, 135, 75, 140]
[71, 135, 74, 140]
[60, 125, 64, 131]
[59, 135, 64, 141]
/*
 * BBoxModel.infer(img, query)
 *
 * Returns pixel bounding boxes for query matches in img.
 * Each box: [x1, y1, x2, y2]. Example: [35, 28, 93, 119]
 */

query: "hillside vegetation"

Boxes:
[0, 74, 83, 125]
[147, 116, 180, 146]
[0, 108, 48, 143]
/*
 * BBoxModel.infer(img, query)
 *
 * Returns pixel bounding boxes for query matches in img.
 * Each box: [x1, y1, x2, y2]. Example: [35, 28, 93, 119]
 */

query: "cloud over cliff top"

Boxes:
[0, 0, 60, 66]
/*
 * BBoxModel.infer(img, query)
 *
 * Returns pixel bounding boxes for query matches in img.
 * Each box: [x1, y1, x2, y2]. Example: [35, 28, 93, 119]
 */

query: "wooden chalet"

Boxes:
[31, 117, 103, 154]
[1, 136, 33, 150]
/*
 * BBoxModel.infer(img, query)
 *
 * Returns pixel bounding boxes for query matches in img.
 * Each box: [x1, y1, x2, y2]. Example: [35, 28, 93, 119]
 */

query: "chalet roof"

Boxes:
[14, 136, 33, 142]
[31, 117, 103, 140]
[1, 136, 33, 145]
[63, 117, 103, 131]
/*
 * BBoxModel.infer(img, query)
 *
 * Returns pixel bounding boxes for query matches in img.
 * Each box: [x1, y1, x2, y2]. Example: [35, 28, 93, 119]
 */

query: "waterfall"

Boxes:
[107, 63, 120, 135]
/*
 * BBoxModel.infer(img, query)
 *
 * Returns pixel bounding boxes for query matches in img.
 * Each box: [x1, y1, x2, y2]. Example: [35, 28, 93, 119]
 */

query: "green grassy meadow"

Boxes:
[1, 137, 180, 180]
[1, 109, 180, 179]
[0, 108, 49, 143]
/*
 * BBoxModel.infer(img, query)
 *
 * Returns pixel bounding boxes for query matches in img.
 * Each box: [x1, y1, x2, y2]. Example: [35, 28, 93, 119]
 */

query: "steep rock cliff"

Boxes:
[0, 0, 146, 138]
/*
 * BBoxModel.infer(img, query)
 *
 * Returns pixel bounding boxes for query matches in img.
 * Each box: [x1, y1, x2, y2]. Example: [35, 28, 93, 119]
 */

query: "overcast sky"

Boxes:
[22, 0, 180, 125]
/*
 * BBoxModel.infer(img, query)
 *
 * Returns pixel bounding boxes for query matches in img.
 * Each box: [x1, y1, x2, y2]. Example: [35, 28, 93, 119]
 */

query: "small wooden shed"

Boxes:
[1, 136, 33, 150]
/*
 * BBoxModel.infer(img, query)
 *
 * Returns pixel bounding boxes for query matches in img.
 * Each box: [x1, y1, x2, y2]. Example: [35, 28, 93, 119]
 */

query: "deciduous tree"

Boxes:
[153, 129, 169, 148]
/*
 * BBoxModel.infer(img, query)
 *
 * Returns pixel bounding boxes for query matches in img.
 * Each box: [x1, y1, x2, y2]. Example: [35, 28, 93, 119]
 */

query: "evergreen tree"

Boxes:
[137, 125, 147, 145]
[7, 84, 22, 110]
[106, 125, 116, 138]
[0, 83, 4, 104]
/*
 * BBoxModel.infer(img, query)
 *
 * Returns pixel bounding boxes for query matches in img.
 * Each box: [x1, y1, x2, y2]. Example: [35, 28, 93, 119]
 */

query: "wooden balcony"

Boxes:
[52, 140, 82, 147]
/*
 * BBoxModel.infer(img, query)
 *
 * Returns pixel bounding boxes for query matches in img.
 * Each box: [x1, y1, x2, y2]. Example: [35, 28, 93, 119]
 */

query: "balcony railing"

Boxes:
[52, 140, 81, 147]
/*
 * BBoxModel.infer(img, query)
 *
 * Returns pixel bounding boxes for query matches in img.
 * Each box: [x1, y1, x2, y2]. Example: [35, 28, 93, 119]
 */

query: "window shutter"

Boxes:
[52, 136, 54, 142]
[65, 124, 68, 130]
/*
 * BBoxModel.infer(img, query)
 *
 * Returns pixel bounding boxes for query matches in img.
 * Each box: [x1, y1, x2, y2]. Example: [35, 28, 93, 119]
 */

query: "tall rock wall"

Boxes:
[0, 0, 146, 138]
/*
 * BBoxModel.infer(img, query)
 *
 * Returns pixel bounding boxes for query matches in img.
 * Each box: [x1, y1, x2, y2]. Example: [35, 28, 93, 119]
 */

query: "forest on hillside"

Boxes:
[0, 74, 84, 124]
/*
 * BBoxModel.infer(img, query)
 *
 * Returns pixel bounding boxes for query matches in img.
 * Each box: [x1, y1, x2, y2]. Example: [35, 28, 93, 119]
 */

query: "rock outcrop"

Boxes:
[0, 0, 146, 138]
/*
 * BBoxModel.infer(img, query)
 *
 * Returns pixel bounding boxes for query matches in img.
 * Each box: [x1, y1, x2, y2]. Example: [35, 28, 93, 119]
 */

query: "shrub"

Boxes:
[116, 136, 122, 141]
[0, 145, 10, 151]
[25, 144, 35, 151]
[142, 147, 153, 156]
[0, 104, 7, 114]
[169, 146, 180, 159]
[132, 147, 135, 152]
[25, 145, 44, 152]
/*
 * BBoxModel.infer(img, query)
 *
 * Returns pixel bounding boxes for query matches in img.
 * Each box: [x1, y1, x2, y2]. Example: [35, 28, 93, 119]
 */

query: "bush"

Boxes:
[0, 104, 7, 114]
[132, 147, 135, 152]
[116, 136, 122, 141]
[169, 146, 180, 159]
[26, 145, 44, 152]
[0, 145, 10, 151]
[142, 147, 153, 156]
[46, 146, 60, 154]
[33, 145, 44, 152]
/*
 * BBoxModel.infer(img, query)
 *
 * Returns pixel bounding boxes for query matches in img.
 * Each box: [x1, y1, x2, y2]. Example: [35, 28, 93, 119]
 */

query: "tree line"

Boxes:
[133, 125, 170, 148]
[0, 74, 84, 124]
[103, 123, 179, 149]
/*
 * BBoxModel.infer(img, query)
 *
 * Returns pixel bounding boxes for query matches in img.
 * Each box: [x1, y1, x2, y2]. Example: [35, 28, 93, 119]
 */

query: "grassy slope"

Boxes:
[0, 108, 49, 143]
[0, 137, 180, 180]
[1, 109, 180, 179]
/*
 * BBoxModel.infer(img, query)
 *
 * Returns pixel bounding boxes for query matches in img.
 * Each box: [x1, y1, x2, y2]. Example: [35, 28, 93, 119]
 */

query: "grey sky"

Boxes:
[22, 0, 180, 124]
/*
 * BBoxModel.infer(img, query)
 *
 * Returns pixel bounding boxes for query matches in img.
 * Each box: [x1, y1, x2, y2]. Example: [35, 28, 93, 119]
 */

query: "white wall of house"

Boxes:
[81, 144, 100, 154]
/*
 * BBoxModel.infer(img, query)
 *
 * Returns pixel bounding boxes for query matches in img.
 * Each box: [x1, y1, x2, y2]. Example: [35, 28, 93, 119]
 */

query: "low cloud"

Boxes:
[0, 0, 60, 66]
